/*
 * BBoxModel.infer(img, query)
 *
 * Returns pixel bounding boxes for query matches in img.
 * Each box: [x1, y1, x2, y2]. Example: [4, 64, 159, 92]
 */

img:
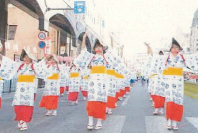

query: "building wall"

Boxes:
[7, 4, 40, 60]
[6, 4, 67, 60]
[190, 9, 198, 54]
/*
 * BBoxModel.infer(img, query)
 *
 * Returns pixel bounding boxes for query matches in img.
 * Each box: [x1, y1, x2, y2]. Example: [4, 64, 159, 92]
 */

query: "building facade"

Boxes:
[190, 9, 198, 54]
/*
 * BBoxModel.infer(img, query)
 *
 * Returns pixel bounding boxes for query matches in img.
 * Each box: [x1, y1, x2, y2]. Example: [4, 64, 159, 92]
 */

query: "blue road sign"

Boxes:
[74, 1, 85, 14]
[38, 41, 46, 49]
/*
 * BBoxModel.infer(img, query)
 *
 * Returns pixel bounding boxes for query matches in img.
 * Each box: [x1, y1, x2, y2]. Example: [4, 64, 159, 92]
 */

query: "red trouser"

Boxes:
[60, 87, 65, 95]
[106, 96, 116, 108]
[86, 101, 107, 120]
[152, 95, 165, 108]
[68, 92, 79, 101]
[166, 102, 183, 122]
[14, 105, 34, 122]
[40, 96, 59, 110]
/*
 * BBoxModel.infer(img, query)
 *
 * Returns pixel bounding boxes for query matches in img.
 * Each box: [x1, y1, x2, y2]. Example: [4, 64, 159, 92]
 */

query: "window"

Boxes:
[197, 43, 198, 46]
[8, 25, 17, 40]
[197, 48, 198, 51]
[197, 39, 198, 41]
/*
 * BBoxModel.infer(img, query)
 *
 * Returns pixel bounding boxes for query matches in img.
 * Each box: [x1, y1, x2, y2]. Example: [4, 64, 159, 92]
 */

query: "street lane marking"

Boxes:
[121, 95, 130, 106]
[97, 115, 126, 133]
[145, 116, 173, 133]
[186, 117, 198, 130]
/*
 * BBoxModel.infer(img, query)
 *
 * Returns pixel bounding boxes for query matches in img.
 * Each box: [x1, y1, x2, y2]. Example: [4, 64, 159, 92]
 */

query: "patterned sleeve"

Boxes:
[104, 51, 122, 70]
[33, 59, 53, 79]
[73, 48, 94, 69]
[148, 55, 166, 75]
[184, 54, 198, 72]
[0, 56, 19, 80]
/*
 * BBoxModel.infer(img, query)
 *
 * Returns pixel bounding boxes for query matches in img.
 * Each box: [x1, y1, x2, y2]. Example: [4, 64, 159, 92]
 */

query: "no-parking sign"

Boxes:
[38, 41, 46, 49]
[38, 32, 46, 40]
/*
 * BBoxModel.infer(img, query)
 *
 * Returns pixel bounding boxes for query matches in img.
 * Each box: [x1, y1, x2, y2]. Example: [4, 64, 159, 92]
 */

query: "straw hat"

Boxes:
[20, 49, 37, 61]
[45, 54, 59, 62]
[169, 38, 183, 51]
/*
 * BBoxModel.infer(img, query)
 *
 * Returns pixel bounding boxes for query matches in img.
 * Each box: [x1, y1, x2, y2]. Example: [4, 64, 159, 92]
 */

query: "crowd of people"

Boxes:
[0, 33, 137, 131]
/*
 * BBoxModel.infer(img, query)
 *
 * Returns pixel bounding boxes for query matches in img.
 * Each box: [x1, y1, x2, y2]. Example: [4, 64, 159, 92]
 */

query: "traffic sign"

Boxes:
[74, 1, 85, 14]
[38, 32, 46, 40]
[38, 41, 46, 49]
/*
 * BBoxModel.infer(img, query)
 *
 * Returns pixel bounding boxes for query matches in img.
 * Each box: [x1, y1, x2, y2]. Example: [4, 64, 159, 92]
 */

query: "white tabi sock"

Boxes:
[96, 119, 102, 127]
[154, 108, 159, 113]
[88, 116, 93, 126]
[172, 120, 177, 127]
[167, 119, 172, 126]
[160, 108, 163, 113]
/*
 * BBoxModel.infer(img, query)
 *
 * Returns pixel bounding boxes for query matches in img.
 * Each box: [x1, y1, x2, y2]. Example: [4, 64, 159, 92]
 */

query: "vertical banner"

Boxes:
[45, 37, 51, 54]
[13, 44, 18, 53]
[5, 41, 10, 50]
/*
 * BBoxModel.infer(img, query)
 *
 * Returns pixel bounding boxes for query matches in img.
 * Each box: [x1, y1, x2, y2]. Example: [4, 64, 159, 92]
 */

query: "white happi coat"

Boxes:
[105, 52, 121, 95]
[42, 65, 60, 96]
[125, 71, 131, 88]
[74, 49, 108, 102]
[163, 52, 185, 105]
[12, 64, 36, 106]
[74, 48, 124, 102]
[12, 59, 53, 106]
[59, 64, 68, 88]
[106, 64, 116, 97]
[0, 56, 17, 101]
[148, 55, 166, 97]
[69, 66, 81, 92]
[65, 66, 70, 87]
[81, 68, 90, 91]
[88, 54, 108, 102]
[142, 55, 153, 80]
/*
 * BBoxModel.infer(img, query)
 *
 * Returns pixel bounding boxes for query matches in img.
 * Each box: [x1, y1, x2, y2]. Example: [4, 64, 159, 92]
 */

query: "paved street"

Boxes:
[1, 82, 198, 133]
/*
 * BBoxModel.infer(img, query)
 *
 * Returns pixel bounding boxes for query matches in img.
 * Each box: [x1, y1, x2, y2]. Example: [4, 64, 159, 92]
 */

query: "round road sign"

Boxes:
[38, 41, 46, 49]
[38, 32, 46, 40]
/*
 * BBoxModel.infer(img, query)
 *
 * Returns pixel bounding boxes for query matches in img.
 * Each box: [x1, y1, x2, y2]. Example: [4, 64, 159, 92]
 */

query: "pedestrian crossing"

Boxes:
[97, 116, 126, 133]
[145, 116, 173, 133]
[145, 116, 198, 133]
[186, 117, 198, 130]
[93, 115, 198, 133]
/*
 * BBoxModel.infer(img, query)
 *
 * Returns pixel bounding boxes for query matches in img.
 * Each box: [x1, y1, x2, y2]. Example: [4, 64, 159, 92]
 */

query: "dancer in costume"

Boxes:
[68, 63, 81, 105]
[39, 54, 60, 116]
[74, 33, 116, 130]
[13, 49, 51, 130]
[146, 38, 198, 130]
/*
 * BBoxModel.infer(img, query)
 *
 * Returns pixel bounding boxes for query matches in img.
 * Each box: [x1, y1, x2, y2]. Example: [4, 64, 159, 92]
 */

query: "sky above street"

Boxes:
[94, 0, 198, 59]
